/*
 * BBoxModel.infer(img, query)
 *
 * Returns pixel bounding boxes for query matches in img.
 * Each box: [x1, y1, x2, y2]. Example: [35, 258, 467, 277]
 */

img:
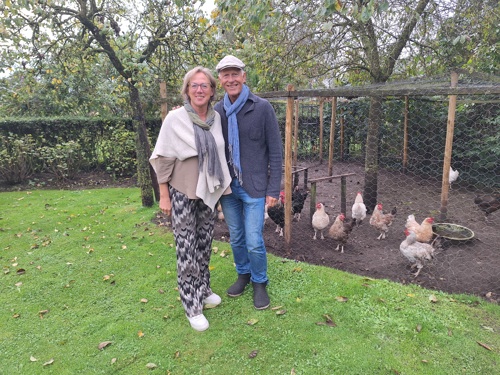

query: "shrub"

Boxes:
[39, 140, 88, 180]
[0, 133, 39, 184]
[98, 127, 137, 177]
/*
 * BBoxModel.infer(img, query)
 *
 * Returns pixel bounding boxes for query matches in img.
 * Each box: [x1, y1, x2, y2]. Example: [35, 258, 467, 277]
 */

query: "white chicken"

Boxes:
[400, 229, 435, 277]
[449, 166, 459, 189]
[312, 202, 329, 240]
[351, 192, 367, 227]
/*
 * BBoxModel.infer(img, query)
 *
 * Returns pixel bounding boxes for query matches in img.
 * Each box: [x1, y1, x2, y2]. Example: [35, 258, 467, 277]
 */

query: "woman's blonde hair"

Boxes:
[181, 66, 217, 102]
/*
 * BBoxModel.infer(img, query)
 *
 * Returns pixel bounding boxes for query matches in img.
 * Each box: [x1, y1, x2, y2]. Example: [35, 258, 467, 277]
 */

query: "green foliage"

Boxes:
[1, 188, 500, 374]
[99, 126, 138, 178]
[0, 133, 39, 184]
[39, 140, 89, 181]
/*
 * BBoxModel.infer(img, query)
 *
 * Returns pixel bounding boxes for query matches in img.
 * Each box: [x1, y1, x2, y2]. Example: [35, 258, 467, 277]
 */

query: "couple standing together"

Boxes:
[149, 55, 283, 331]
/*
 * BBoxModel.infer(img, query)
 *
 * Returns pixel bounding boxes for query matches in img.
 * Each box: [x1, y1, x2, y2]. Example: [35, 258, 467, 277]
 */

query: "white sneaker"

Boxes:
[203, 293, 222, 306]
[187, 314, 209, 332]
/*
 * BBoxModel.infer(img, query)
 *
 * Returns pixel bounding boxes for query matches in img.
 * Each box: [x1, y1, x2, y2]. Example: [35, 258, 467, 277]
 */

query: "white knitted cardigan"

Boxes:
[149, 107, 231, 210]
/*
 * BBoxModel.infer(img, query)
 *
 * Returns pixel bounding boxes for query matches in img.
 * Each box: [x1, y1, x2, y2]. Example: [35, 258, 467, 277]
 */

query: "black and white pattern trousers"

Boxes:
[169, 186, 215, 318]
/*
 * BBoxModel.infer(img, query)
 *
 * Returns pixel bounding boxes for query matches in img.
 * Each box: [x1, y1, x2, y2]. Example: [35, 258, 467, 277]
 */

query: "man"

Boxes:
[214, 55, 283, 310]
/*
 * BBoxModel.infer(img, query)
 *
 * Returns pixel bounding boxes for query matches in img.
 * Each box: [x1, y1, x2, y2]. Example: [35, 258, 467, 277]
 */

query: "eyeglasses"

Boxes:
[190, 83, 211, 91]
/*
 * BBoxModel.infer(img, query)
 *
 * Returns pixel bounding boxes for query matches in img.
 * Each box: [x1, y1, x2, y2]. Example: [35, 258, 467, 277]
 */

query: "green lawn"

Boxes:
[1, 188, 499, 374]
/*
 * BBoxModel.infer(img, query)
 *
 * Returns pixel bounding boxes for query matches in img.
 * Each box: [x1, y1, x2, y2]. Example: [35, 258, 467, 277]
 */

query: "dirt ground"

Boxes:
[3, 164, 498, 303]
[211, 161, 500, 304]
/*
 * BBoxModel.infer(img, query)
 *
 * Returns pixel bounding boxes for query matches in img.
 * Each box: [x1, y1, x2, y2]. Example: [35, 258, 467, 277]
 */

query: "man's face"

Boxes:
[218, 68, 246, 102]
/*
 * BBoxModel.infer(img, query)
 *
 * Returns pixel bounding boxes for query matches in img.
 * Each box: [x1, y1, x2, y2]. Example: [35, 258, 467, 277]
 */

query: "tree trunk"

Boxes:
[128, 84, 156, 207]
[363, 96, 383, 213]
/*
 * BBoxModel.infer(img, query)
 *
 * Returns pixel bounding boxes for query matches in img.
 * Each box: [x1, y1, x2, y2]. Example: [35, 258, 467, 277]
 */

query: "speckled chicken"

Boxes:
[400, 229, 435, 277]
[327, 213, 354, 253]
[405, 215, 434, 243]
[312, 202, 329, 240]
[369, 203, 397, 240]
[351, 192, 367, 227]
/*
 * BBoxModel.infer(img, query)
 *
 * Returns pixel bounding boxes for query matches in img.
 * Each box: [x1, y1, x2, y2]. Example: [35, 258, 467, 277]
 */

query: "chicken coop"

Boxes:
[214, 71, 500, 304]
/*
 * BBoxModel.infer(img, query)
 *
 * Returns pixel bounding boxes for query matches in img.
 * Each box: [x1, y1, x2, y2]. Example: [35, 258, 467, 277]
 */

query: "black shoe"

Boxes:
[227, 273, 251, 297]
[252, 282, 270, 310]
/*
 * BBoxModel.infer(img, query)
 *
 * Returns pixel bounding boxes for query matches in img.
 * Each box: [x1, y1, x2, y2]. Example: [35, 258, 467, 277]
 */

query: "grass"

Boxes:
[1, 187, 499, 375]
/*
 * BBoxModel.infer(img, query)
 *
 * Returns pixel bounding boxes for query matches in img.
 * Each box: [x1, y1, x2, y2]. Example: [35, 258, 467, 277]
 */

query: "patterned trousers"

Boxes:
[169, 186, 215, 318]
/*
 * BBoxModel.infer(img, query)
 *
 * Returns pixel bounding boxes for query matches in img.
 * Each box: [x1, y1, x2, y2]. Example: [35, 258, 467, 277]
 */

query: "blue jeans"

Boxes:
[219, 178, 268, 284]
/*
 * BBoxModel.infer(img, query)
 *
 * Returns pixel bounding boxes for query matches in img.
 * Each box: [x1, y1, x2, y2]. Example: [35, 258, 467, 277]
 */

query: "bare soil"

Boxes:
[212, 161, 500, 304]
[3, 165, 498, 303]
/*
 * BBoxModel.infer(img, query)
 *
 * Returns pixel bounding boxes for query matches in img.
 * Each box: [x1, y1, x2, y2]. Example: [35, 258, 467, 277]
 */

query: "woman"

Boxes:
[150, 67, 231, 332]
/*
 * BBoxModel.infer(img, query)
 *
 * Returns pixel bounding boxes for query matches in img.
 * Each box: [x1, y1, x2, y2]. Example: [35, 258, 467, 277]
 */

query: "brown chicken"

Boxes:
[369, 203, 397, 240]
[405, 215, 434, 243]
[312, 202, 329, 240]
[327, 213, 354, 253]
[400, 229, 435, 277]
[474, 193, 500, 218]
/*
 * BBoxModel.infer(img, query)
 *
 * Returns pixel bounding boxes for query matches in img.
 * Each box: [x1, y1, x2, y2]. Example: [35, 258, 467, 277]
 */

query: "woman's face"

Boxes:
[187, 72, 214, 111]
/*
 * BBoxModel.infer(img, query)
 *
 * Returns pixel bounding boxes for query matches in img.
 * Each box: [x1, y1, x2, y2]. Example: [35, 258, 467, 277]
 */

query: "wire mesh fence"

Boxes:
[242, 72, 500, 302]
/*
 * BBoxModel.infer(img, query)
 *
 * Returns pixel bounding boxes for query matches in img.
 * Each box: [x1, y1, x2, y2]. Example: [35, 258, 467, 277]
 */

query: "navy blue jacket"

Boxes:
[215, 92, 283, 199]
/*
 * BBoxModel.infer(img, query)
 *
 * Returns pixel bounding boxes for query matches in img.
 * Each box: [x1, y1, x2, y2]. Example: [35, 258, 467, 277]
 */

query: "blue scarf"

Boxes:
[224, 84, 250, 184]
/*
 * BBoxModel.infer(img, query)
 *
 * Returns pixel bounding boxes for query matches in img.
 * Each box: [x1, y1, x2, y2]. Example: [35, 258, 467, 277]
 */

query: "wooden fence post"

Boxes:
[160, 81, 168, 121]
[403, 95, 409, 173]
[328, 97, 337, 178]
[319, 98, 324, 163]
[284, 84, 295, 254]
[440, 71, 459, 221]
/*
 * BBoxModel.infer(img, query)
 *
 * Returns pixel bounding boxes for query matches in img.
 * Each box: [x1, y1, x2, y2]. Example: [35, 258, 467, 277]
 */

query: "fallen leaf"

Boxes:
[248, 350, 258, 358]
[296, 297, 301, 302]
[146, 363, 157, 369]
[204, 303, 218, 309]
[111, 358, 117, 364]
[421, 359, 428, 363]
[477, 341, 492, 351]
[316, 314, 336, 327]
[43, 359, 54, 366]
[158, 289, 165, 294]
[271, 306, 283, 310]
[138, 330, 144, 337]
[291, 368, 296, 375]
[212, 247, 218, 253]
[416, 324, 422, 332]
[429, 294, 438, 303]
[292, 267, 302, 272]
[16, 268, 26, 275]
[98, 341, 112, 350]
[39, 310, 49, 318]
[15, 282, 22, 287]
[140, 298, 148, 303]
[335, 296, 348, 302]
[174, 351, 180, 359]
[247, 318, 259, 326]
[407, 293, 415, 298]
[30, 356, 37, 362]
[13, 313, 20, 318]
[276, 309, 287, 316]
[103, 275, 111, 281]
[481, 325, 494, 333]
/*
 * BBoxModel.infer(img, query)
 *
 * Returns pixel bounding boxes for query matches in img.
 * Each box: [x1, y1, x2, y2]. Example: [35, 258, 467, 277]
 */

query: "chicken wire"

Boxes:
[256, 73, 500, 302]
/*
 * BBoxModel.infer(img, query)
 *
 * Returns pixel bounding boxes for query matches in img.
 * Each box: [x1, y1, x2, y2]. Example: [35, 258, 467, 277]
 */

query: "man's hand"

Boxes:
[266, 196, 278, 208]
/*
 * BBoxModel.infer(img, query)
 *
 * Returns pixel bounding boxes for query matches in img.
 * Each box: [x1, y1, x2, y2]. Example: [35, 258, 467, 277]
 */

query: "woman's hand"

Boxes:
[159, 197, 172, 216]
